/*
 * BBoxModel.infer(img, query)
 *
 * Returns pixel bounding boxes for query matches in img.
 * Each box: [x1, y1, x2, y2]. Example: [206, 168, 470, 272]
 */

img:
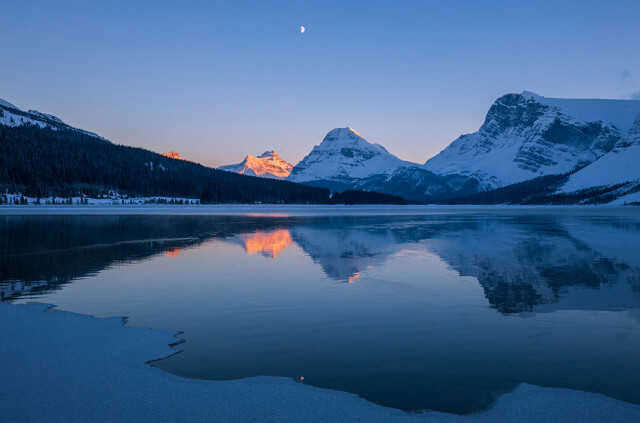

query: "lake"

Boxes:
[2, 207, 640, 414]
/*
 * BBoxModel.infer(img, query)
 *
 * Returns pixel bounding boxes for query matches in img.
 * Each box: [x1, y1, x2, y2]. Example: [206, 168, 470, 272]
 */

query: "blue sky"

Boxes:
[1, 0, 639, 166]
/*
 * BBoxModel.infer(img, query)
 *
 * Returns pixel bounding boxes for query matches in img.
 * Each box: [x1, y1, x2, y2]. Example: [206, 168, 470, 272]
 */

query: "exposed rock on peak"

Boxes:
[162, 151, 186, 161]
[219, 150, 293, 179]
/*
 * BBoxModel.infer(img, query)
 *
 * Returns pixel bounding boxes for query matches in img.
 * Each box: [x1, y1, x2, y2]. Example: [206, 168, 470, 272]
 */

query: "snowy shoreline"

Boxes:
[1, 303, 640, 422]
[0, 203, 639, 217]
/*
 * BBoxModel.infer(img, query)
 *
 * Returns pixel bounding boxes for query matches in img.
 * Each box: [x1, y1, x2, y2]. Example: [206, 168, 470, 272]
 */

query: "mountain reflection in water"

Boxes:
[239, 229, 293, 259]
[3, 212, 640, 413]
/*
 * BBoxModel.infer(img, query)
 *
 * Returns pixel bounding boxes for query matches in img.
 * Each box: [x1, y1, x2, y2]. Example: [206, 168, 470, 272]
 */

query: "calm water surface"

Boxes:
[2, 210, 640, 414]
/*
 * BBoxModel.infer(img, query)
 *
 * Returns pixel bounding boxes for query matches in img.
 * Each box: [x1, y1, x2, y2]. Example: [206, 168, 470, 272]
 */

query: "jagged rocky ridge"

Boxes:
[219, 150, 293, 179]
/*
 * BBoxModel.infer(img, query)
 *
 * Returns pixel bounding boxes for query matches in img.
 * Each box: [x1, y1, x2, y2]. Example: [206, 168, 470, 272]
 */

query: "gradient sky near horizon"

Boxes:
[1, 0, 639, 167]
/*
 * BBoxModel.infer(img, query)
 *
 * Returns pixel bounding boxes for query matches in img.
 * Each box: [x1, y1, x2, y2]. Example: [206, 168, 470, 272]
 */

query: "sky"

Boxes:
[1, 0, 639, 167]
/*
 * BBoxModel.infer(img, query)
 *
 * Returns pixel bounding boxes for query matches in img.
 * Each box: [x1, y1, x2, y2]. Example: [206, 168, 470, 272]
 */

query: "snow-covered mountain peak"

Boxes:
[521, 91, 542, 99]
[319, 127, 378, 147]
[424, 91, 634, 189]
[0, 96, 109, 142]
[219, 150, 293, 179]
[287, 127, 417, 185]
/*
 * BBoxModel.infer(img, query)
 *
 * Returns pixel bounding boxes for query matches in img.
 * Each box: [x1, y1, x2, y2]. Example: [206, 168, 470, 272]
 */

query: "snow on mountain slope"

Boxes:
[424, 92, 637, 190]
[522, 91, 640, 134]
[0, 96, 109, 142]
[219, 150, 293, 179]
[0, 98, 18, 109]
[560, 114, 640, 198]
[288, 128, 417, 185]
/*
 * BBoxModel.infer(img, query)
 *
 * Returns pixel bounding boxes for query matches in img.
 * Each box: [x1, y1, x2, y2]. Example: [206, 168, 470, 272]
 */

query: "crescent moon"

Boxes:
[300, 26, 305, 34]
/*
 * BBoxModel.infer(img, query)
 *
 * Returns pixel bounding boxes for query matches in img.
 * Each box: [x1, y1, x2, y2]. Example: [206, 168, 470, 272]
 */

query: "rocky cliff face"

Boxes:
[423, 92, 640, 190]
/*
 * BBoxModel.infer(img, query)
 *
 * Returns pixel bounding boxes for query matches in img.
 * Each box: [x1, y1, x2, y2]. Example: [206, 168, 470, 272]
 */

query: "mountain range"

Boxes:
[2, 91, 640, 205]
[221, 91, 640, 204]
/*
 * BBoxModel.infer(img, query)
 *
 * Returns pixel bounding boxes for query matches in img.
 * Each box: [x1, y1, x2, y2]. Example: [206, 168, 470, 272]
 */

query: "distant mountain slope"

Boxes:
[219, 150, 293, 179]
[0, 97, 109, 142]
[424, 92, 640, 190]
[288, 128, 417, 186]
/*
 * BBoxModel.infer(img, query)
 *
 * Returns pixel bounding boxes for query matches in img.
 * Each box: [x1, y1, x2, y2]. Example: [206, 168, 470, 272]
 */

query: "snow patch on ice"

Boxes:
[1, 302, 640, 422]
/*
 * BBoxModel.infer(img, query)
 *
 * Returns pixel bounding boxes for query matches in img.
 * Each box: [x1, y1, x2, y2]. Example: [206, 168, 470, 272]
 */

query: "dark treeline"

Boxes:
[0, 124, 400, 205]
[436, 174, 570, 205]
[438, 171, 637, 205]
[0, 124, 331, 203]
[329, 190, 406, 205]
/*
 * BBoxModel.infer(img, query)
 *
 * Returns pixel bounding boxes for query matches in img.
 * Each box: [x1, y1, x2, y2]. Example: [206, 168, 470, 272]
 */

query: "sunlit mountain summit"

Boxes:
[219, 151, 293, 179]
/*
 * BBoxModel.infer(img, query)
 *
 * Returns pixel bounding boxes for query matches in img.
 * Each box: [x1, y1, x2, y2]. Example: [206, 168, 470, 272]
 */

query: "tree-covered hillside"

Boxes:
[0, 124, 330, 203]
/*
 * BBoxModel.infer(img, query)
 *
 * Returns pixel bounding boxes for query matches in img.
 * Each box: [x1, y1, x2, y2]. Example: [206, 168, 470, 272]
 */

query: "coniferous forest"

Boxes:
[0, 124, 404, 205]
[0, 124, 331, 203]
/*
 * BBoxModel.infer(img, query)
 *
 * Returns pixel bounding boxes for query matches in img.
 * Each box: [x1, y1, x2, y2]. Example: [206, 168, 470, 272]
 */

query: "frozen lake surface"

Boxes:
[2, 206, 640, 414]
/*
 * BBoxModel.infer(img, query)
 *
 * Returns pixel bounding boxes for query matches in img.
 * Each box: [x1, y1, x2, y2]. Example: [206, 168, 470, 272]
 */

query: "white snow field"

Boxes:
[1, 303, 639, 422]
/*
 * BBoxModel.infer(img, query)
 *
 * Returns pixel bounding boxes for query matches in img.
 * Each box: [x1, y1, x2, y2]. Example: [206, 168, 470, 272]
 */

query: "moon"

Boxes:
[300, 26, 305, 34]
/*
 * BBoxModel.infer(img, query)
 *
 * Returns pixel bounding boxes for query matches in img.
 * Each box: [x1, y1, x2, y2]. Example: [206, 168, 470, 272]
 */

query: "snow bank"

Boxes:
[1, 192, 199, 206]
[1, 303, 639, 422]
[0, 204, 638, 217]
